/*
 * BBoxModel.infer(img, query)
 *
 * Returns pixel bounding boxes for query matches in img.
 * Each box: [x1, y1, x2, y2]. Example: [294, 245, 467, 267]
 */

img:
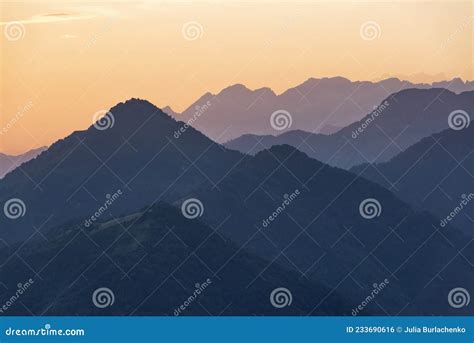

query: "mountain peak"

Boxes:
[110, 98, 158, 112]
[218, 83, 252, 95]
[256, 144, 312, 162]
[91, 98, 176, 134]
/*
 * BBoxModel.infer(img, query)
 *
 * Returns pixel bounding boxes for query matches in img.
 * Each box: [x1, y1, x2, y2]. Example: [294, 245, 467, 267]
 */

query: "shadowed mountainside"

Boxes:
[224, 89, 474, 169]
[351, 125, 474, 235]
[0, 203, 352, 316]
[0, 99, 472, 315]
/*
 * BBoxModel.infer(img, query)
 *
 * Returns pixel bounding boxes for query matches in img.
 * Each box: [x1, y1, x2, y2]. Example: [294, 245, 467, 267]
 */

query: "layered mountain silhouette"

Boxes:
[352, 125, 474, 235]
[172, 77, 474, 143]
[0, 146, 47, 179]
[225, 89, 474, 169]
[0, 98, 472, 315]
[0, 203, 351, 315]
[0, 99, 244, 243]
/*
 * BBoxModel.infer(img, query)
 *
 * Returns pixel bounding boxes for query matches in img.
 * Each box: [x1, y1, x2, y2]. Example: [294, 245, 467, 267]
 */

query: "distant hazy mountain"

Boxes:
[0, 146, 47, 178]
[225, 89, 474, 169]
[352, 125, 474, 235]
[318, 124, 342, 135]
[172, 77, 474, 143]
[162, 105, 179, 118]
[0, 99, 471, 315]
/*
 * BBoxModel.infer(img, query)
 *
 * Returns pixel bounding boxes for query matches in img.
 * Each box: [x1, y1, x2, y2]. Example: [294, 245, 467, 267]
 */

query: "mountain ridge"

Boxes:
[224, 88, 474, 169]
[169, 77, 474, 143]
[351, 124, 474, 235]
[0, 146, 48, 179]
[0, 97, 472, 315]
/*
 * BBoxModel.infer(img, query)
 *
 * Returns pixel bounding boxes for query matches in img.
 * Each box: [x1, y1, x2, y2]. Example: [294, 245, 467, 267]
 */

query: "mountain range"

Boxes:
[352, 125, 474, 236]
[169, 77, 473, 144]
[225, 89, 474, 169]
[0, 147, 47, 179]
[0, 98, 472, 315]
[0, 203, 351, 316]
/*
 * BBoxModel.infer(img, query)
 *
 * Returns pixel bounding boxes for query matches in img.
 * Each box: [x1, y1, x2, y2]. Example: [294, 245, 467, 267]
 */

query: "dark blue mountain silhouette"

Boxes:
[0, 203, 352, 315]
[0, 98, 241, 243]
[352, 125, 474, 235]
[0, 98, 472, 315]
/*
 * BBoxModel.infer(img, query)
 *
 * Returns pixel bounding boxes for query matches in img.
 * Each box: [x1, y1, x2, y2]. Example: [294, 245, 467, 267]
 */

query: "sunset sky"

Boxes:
[1, 0, 472, 154]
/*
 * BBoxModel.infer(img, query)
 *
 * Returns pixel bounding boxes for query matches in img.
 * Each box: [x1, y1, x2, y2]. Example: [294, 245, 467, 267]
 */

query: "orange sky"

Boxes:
[1, 0, 473, 155]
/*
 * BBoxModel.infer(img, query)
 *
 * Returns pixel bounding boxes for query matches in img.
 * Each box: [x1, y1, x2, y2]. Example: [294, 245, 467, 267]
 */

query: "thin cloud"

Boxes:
[0, 6, 120, 26]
